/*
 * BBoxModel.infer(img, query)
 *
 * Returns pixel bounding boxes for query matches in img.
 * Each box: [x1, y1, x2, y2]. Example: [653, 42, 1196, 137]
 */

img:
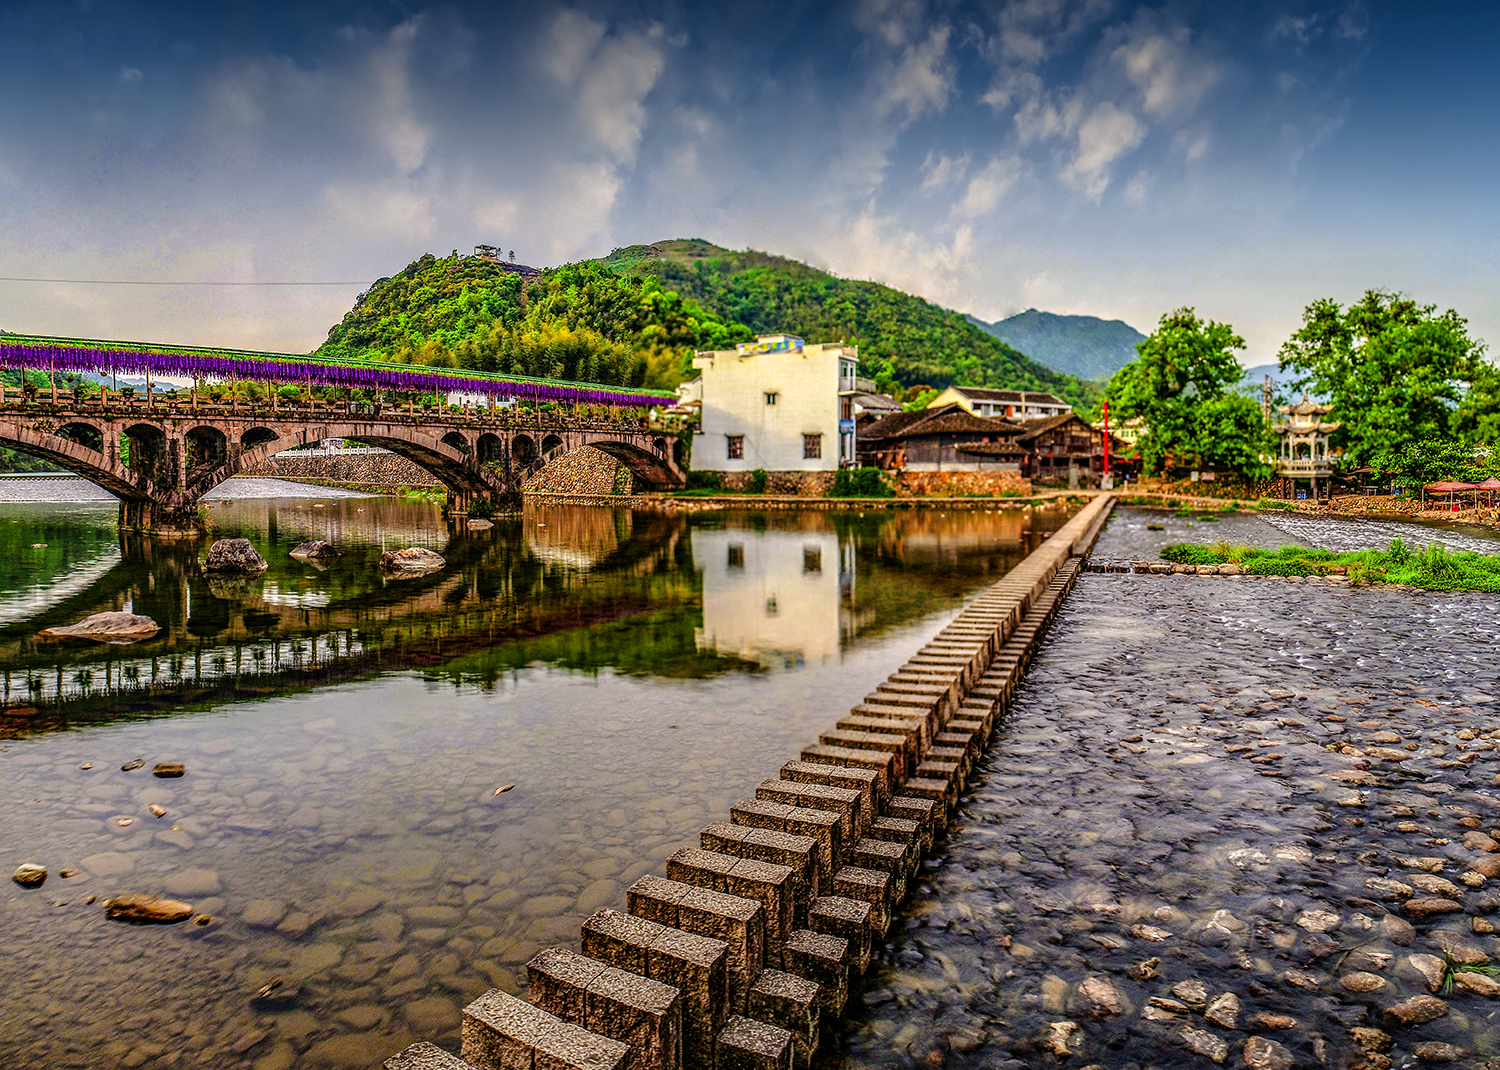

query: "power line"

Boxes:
[0, 277, 367, 286]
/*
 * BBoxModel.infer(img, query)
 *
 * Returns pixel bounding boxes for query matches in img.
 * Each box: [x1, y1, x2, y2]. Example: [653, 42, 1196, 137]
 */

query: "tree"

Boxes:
[1107, 308, 1271, 477]
[1277, 289, 1487, 469]
[1373, 440, 1495, 488]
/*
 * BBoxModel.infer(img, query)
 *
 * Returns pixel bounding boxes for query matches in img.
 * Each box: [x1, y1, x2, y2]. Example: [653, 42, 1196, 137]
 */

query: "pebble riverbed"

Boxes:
[822, 510, 1500, 1069]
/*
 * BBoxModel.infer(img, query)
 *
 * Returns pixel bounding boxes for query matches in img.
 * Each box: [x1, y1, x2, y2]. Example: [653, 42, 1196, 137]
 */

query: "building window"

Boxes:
[727, 435, 744, 459]
[727, 544, 744, 569]
[803, 547, 822, 572]
[803, 434, 822, 459]
[765, 392, 778, 405]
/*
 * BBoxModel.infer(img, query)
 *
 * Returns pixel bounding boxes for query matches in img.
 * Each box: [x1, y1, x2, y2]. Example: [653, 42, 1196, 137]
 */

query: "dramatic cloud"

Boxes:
[0, 0, 1487, 363]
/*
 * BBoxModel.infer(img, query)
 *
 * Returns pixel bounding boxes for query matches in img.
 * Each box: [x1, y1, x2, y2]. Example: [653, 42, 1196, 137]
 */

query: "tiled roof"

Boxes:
[948, 386, 1069, 406]
[1012, 412, 1091, 441]
[859, 403, 1024, 441]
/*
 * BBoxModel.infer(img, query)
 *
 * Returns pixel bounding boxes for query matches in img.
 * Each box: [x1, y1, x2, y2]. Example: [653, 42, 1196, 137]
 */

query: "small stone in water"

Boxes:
[1131, 923, 1172, 941]
[1179, 1026, 1227, 1064]
[1384, 994, 1449, 1027]
[1412, 1041, 1464, 1062]
[1295, 908, 1341, 933]
[1242, 1036, 1294, 1070]
[194, 914, 213, 926]
[12, 864, 46, 888]
[1404, 897, 1464, 918]
[1250, 1013, 1297, 1030]
[1170, 979, 1208, 1009]
[1282, 969, 1321, 989]
[58, 869, 79, 879]
[1044, 1022, 1080, 1057]
[1074, 975, 1125, 1019]
[78, 763, 92, 770]
[1405, 954, 1447, 992]
[115, 817, 133, 827]
[1339, 972, 1388, 994]
[103, 894, 194, 924]
[120, 759, 145, 772]
[1126, 957, 1159, 981]
[494, 784, 515, 796]
[1203, 992, 1239, 1029]
[1453, 971, 1500, 997]
[148, 805, 167, 818]
[152, 762, 184, 778]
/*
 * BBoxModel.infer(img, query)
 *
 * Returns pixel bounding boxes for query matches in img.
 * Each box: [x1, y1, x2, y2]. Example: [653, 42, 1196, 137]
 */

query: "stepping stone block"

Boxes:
[460, 990, 630, 1070]
[807, 896, 872, 973]
[756, 779, 863, 845]
[782, 930, 850, 1016]
[667, 848, 795, 965]
[525, 947, 681, 1070]
[716, 1015, 793, 1070]
[388, 1040, 482, 1070]
[747, 969, 820, 1070]
[701, 822, 818, 926]
[626, 875, 764, 1014]
[780, 762, 882, 819]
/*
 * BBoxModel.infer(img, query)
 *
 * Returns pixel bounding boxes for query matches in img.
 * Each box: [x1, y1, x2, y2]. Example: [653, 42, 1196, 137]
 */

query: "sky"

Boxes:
[0, 0, 1495, 368]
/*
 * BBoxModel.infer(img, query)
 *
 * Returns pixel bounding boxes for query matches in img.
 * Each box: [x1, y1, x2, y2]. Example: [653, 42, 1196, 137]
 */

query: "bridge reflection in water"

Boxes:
[0, 495, 1064, 726]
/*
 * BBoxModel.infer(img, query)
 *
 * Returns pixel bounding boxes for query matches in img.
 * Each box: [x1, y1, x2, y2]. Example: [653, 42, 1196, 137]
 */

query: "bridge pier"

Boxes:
[119, 498, 204, 536]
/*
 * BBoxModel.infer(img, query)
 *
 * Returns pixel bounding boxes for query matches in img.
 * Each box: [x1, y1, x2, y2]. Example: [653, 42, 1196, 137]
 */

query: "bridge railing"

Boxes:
[0, 392, 672, 436]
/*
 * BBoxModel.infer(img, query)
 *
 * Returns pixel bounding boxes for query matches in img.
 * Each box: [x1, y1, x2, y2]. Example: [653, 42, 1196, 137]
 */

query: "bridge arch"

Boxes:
[56, 421, 104, 452]
[242, 426, 278, 450]
[0, 423, 151, 502]
[525, 433, 686, 491]
[513, 434, 538, 466]
[185, 425, 228, 472]
[541, 433, 563, 454]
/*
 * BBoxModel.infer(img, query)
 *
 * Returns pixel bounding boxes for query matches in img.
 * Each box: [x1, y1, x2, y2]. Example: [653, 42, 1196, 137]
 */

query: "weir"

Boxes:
[385, 493, 1118, 1069]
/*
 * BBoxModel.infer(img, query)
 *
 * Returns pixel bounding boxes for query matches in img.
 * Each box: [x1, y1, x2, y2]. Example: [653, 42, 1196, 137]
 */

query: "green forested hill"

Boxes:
[317, 253, 751, 389]
[313, 241, 1098, 407]
[599, 240, 1099, 408]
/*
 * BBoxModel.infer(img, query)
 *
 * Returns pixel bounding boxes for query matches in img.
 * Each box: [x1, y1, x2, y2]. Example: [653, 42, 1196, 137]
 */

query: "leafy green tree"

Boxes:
[1277, 290, 1487, 468]
[1372, 440, 1496, 487]
[1107, 308, 1271, 477]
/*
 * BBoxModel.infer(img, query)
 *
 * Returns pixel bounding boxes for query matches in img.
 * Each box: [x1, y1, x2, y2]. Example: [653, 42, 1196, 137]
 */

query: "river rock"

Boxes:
[1431, 932, 1488, 963]
[1044, 1021, 1080, 1057]
[12, 864, 46, 888]
[203, 539, 268, 572]
[1350, 1027, 1392, 1055]
[1242, 1036, 1293, 1070]
[1383, 914, 1416, 944]
[1296, 908, 1341, 933]
[243, 899, 288, 929]
[1454, 970, 1500, 997]
[1204, 992, 1240, 1029]
[1366, 877, 1415, 900]
[1339, 971, 1388, 994]
[104, 893, 195, 923]
[1412, 1041, 1464, 1062]
[1411, 874, 1464, 898]
[1074, 975, 1125, 1018]
[466, 519, 493, 530]
[1405, 897, 1464, 918]
[1180, 1026, 1227, 1063]
[379, 547, 446, 576]
[289, 541, 341, 560]
[1406, 954, 1448, 992]
[152, 762, 185, 778]
[37, 612, 160, 645]
[1170, 979, 1208, 1009]
[1384, 994, 1449, 1026]
[1464, 831, 1499, 852]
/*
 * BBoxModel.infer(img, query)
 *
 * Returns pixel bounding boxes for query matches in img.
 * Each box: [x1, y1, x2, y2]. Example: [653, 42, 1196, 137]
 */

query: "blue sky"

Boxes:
[0, 0, 1494, 368]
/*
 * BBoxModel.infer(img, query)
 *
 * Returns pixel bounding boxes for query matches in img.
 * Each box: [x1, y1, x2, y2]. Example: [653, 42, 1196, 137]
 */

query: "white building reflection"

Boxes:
[692, 528, 853, 669]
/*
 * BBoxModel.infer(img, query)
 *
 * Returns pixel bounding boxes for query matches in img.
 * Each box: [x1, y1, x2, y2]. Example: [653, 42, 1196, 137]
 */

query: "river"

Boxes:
[0, 478, 1073, 1069]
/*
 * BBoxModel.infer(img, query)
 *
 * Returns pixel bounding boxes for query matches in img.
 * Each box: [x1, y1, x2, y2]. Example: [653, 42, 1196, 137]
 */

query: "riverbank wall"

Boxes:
[385, 494, 1117, 1070]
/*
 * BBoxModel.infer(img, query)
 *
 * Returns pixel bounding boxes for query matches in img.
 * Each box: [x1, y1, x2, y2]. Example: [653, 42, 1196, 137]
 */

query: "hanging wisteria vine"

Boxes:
[0, 334, 674, 408]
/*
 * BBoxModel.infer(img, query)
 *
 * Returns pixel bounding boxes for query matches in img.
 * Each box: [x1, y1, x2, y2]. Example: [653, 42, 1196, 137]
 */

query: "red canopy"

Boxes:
[1476, 477, 1500, 490]
[1425, 481, 1480, 492]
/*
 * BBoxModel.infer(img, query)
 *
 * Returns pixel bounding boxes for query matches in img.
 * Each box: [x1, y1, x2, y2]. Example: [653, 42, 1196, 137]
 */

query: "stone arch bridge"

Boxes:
[0, 402, 686, 532]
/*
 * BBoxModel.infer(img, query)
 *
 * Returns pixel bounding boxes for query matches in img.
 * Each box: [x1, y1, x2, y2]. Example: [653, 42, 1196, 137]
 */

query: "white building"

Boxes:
[692, 335, 860, 471]
[926, 386, 1071, 420]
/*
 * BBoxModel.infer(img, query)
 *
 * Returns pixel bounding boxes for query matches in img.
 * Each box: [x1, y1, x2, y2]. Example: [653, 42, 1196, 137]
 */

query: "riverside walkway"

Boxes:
[383, 494, 1116, 1070]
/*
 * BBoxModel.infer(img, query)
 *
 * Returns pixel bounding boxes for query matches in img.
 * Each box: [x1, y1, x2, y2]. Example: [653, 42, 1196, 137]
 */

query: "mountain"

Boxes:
[314, 240, 1100, 409]
[968, 309, 1146, 382]
[599, 240, 1100, 410]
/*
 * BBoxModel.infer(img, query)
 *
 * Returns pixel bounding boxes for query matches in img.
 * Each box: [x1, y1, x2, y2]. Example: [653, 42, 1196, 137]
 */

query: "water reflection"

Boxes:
[0, 498, 1062, 726]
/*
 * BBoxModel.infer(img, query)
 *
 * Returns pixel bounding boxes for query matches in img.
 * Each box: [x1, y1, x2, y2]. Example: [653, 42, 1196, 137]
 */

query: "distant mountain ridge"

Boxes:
[968, 309, 1146, 382]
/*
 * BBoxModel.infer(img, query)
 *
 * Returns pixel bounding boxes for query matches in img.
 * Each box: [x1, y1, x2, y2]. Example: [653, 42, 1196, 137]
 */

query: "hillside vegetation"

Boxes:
[971, 308, 1145, 382]
[317, 253, 751, 389]
[600, 241, 1098, 409]
[314, 241, 1099, 407]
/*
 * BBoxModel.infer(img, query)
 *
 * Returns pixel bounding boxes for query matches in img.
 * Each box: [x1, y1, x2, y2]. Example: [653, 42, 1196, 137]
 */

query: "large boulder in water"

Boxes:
[38, 612, 160, 645]
[204, 538, 268, 573]
[290, 540, 340, 561]
[379, 547, 446, 577]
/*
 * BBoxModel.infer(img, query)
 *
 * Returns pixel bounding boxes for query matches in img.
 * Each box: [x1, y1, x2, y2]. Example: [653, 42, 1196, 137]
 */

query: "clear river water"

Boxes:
[0, 478, 1072, 1070]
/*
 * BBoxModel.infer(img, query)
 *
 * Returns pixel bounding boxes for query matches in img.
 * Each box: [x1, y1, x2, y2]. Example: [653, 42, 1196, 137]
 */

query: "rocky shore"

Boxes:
[825, 529, 1500, 1068]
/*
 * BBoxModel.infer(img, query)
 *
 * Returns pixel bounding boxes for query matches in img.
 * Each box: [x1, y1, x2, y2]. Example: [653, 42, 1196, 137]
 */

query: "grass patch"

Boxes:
[1157, 537, 1500, 591]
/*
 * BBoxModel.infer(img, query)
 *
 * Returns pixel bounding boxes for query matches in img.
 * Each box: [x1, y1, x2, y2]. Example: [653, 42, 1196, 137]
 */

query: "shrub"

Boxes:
[748, 469, 767, 494]
[686, 470, 721, 490]
[830, 468, 894, 498]
[1385, 537, 1412, 566]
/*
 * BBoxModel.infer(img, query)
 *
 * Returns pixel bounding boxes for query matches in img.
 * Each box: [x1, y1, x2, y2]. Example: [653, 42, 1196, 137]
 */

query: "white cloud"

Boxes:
[875, 24, 955, 121]
[1063, 101, 1145, 200]
[1122, 169, 1149, 204]
[955, 156, 1020, 218]
[575, 25, 666, 162]
[545, 10, 606, 84]
[369, 19, 430, 175]
[853, 0, 928, 48]
[1113, 24, 1222, 118]
[120, 67, 143, 85]
[920, 150, 968, 191]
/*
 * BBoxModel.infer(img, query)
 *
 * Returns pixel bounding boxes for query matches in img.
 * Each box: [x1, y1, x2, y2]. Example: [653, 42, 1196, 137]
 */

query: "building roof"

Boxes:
[859, 403, 1025, 442]
[1011, 411, 1093, 442]
[940, 386, 1069, 407]
[1280, 398, 1333, 416]
[955, 441, 1031, 457]
[852, 391, 902, 412]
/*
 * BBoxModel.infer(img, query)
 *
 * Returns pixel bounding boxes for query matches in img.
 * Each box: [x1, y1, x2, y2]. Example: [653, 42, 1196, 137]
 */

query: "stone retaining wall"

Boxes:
[247, 450, 439, 488]
[385, 494, 1117, 1070]
[894, 470, 1031, 498]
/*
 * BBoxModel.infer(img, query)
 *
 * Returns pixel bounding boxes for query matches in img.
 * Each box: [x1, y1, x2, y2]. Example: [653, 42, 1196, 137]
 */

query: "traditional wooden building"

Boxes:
[857, 405, 1119, 485]
[856, 404, 1026, 471]
[1272, 398, 1340, 500]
